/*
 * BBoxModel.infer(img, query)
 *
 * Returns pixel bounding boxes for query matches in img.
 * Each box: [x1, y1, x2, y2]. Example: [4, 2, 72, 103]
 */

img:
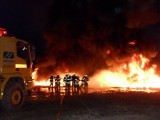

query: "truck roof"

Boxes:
[0, 36, 29, 44]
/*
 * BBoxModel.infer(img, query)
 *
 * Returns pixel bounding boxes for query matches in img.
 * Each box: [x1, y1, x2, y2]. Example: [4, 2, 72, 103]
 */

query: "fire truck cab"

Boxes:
[0, 28, 35, 111]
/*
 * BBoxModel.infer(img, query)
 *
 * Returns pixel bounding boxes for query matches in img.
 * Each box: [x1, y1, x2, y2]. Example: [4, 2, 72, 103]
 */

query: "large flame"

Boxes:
[32, 69, 75, 87]
[90, 54, 160, 90]
[32, 53, 160, 92]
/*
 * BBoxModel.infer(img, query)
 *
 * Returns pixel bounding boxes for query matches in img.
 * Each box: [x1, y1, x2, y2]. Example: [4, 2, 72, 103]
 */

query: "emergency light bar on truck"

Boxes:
[0, 28, 7, 36]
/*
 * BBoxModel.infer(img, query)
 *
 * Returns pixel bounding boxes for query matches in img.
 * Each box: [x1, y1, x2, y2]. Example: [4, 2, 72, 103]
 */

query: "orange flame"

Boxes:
[90, 54, 160, 90]
[32, 53, 160, 92]
[32, 71, 75, 87]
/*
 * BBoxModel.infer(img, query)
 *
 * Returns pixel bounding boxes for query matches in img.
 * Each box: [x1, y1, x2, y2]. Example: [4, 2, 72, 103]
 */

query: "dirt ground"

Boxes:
[1, 89, 160, 120]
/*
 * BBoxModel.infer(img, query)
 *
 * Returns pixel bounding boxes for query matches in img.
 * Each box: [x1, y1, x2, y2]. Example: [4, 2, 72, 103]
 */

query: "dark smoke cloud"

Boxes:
[0, 0, 53, 58]
[127, 0, 160, 29]
[37, 0, 160, 78]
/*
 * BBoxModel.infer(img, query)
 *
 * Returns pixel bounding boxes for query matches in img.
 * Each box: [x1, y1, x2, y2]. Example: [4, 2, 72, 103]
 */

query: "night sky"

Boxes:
[0, 0, 52, 57]
[1, 0, 160, 78]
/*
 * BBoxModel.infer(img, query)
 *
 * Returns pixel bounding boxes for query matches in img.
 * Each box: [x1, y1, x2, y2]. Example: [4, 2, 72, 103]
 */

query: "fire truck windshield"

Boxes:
[17, 41, 31, 68]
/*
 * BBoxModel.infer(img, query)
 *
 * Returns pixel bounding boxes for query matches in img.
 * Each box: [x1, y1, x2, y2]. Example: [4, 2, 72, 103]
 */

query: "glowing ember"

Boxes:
[128, 40, 136, 45]
[106, 49, 111, 55]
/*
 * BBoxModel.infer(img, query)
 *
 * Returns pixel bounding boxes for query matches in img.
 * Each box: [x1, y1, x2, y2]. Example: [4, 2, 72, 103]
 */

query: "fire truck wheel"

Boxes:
[2, 81, 25, 111]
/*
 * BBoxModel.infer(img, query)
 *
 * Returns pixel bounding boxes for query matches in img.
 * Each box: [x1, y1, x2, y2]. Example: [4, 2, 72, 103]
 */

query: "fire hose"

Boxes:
[56, 94, 91, 120]
[56, 93, 65, 120]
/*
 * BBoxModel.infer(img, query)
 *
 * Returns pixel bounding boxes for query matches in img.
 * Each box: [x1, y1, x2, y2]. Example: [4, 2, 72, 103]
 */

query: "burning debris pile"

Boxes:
[33, 0, 160, 92]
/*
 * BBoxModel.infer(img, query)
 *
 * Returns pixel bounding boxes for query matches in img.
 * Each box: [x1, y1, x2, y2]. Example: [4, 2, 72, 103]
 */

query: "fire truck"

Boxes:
[0, 28, 35, 111]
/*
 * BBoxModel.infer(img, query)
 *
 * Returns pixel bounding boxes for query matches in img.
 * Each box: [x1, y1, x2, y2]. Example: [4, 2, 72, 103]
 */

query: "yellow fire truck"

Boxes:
[0, 28, 35, 111]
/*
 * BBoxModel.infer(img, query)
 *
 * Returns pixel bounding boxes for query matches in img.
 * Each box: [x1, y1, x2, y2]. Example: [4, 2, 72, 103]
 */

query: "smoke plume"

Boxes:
[36, 0, 160, 79]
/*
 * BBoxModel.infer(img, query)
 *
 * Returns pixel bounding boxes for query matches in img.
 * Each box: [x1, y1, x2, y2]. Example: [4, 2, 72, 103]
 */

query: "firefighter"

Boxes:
[74, 75, 80, 88]
[63, 74, 71, 94]
[55, 75, 61, 92]
[74, 75, 80, 95]
[71, 73, 77, 88]
[81, 75, 89, 88]
[49, 74, 54, 93]
[80, 75, 89, 94]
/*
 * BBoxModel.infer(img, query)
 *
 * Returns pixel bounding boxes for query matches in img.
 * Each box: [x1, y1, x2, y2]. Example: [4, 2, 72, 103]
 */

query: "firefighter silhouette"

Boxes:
[81, 75, 89, 88]
[80, 75, 89, 94]
[71, 73, 77, 88]
[49, 74, 54, 93]
[63, 74, 71, 94]
[73, 74, 80, 95]
[55, 75, 61, 93]
[81, 75, 89, 87]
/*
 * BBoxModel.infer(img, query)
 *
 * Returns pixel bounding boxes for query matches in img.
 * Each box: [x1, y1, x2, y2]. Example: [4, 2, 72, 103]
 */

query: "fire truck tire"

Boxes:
[2, 81, 25, 111]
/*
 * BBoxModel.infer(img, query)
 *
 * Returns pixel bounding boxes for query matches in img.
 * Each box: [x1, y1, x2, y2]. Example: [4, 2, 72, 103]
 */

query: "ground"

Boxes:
[1, 89, 160, 120]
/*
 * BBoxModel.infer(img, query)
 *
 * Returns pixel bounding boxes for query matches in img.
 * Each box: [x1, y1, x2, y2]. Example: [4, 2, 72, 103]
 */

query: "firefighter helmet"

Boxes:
[84, 75, 88, 77]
